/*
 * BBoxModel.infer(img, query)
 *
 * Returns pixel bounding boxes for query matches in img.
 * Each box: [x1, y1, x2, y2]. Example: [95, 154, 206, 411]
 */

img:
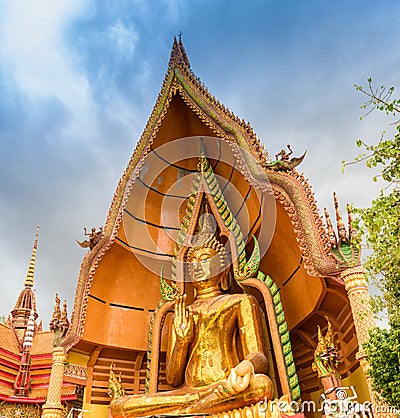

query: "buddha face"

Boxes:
[188, 247, 220, 282]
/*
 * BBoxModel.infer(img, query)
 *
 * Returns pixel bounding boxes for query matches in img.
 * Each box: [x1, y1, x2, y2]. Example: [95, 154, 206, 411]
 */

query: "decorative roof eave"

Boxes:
[269, 177, 343, 280]
[260, 168, 360, 282]
[103, 62, 270, 243]
[162, 65, 346, 279]
[264, 169, 363, 280]
[168, 63, 349, 279]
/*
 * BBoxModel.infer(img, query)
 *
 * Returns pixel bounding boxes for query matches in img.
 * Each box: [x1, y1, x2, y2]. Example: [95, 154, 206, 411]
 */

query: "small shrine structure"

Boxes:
[0, 227, 84, 417]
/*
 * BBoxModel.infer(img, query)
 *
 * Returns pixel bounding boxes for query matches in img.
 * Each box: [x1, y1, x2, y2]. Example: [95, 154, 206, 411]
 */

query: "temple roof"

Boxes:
[63, 39, 361, 397]
[0, 322, 68, 401]
[64, 38, 343, 347]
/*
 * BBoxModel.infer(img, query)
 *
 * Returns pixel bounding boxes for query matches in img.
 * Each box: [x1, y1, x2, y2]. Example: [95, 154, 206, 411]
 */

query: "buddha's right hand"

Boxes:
[173, 294, 194, 341]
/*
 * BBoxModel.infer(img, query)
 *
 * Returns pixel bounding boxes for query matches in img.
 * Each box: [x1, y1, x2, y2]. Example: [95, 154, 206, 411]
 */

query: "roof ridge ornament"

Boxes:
[264, 144, 306, 171]
[168, 35, 190, 69]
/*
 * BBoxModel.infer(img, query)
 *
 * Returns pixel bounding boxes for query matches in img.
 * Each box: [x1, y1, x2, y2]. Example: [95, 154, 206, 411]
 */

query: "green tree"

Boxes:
[345, 79, 400, 410]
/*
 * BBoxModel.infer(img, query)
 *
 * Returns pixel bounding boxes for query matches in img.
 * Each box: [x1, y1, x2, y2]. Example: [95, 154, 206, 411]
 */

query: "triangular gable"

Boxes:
[64, 39, 348, 356]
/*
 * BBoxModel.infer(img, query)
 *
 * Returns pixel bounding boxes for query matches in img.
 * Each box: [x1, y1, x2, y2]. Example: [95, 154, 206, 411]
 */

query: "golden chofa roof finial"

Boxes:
[264, 144, 306, 172]
[24, 225, 39, 288]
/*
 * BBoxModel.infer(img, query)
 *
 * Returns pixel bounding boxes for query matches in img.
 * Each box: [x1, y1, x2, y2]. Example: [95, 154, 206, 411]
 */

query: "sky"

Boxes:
[0, 0, 399, 326]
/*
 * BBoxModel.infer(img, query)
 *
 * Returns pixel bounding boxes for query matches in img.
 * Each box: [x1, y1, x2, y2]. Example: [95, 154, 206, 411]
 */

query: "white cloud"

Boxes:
[107, 20, 138, 56]
[0, 0, 97, 144]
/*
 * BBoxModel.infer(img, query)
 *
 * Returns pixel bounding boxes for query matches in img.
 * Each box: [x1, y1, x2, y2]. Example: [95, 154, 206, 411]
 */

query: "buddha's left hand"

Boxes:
[215, 360, 254, 398]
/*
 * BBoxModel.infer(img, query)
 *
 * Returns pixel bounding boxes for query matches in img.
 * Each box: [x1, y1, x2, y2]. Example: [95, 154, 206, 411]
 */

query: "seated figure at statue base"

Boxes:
[109, 222, 274, 417]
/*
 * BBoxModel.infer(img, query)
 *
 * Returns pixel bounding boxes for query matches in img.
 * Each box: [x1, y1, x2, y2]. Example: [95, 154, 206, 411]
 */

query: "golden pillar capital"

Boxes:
[52, 346, 66, 362]
[42, 346, 66, 418]
[340, 265, 368, 294]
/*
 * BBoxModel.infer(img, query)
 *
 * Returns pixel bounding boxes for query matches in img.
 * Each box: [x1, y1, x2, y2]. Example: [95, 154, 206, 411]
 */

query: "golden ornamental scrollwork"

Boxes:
[0, 402, 41, 418]
[63, 363, 88, 380]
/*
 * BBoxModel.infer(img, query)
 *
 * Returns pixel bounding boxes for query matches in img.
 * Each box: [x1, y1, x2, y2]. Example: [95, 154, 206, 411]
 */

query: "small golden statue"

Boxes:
[312, 319, 341, 394]
[109, 222, 273, 416]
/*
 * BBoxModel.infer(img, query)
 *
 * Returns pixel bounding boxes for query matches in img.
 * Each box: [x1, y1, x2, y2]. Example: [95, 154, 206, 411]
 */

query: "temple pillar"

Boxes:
[341, 266, 396, 418]
[341, 266, 373, 371]
[42, 346, 66, 418]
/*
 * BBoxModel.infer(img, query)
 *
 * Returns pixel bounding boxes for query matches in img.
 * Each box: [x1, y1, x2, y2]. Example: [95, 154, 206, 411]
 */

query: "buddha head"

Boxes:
[186, 217, 229, 292]
[185, 204, 231, 291]
[187, 240, 227, 279]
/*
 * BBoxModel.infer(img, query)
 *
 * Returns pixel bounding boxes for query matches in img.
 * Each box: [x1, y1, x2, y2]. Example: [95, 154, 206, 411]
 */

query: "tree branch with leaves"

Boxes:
[344, 79, 400, 410]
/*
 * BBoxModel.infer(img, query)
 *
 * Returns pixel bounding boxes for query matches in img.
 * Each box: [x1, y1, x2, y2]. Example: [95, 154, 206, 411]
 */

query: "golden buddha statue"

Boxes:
[110, 228, 273, 417]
